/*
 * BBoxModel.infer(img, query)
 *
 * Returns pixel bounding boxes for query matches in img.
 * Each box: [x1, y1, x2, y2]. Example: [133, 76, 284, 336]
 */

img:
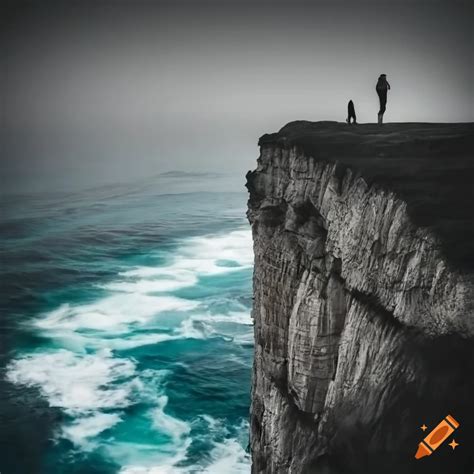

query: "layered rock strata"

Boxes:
[246, 122, 474, 474]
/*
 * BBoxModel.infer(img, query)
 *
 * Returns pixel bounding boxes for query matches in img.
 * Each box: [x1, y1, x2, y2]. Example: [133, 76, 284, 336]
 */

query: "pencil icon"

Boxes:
[415, 414, 459, 459]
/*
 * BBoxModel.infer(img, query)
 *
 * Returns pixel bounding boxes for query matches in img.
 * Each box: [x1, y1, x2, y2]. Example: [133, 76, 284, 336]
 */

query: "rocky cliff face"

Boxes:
[246, 122, 474, 474]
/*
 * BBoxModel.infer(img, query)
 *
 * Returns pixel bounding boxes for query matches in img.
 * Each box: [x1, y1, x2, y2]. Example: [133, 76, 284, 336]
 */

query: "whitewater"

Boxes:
[1, 174, 253, 474]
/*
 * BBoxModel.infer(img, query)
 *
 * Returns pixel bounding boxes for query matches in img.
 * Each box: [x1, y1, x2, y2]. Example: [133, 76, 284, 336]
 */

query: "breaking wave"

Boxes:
[6, 226, 253, 472]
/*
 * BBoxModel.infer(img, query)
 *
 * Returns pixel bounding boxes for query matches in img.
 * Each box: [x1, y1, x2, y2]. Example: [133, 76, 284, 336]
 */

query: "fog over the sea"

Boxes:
[1, 0, 472, 192]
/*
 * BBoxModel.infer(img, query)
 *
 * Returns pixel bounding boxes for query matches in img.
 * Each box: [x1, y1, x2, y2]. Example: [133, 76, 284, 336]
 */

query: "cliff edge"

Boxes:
[246, 121, 474, 474]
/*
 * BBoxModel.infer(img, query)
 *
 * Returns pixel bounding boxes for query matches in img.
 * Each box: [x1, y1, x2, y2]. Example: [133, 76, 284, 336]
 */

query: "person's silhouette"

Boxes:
[346, 100, 357, 124]
[376, 74, 390, 124]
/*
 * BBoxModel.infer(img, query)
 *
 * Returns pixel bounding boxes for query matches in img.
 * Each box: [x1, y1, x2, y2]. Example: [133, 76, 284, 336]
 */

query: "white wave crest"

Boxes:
[62, 413, 122, 449]
[6, 349, 136, 413]
[151, 395, 191, 441]
[119, 422, 250, 474]
[36, 295, 199, 333]
[204, 438, 251, 474]
[5, 349, 137, 446]
[103, 229, 253, 296]
[194, 311, 252, 326]
[120, 466, 179, 474]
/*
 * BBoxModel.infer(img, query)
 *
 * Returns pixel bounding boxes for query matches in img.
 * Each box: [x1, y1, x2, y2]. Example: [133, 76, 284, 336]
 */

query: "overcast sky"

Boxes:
[1, 0, 472, 192]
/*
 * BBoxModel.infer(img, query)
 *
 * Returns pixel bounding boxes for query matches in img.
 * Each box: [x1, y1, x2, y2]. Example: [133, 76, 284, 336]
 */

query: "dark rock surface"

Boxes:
[246, 122, 474, 474]
[259, 121, 474, 268]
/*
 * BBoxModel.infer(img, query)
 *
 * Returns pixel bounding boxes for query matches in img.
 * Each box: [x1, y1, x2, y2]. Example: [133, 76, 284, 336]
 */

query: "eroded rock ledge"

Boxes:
[246, 122, 474, 474]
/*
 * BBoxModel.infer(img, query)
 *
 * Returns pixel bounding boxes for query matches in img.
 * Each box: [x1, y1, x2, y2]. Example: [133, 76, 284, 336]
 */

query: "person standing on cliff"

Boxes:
[376, 74, 391, 124]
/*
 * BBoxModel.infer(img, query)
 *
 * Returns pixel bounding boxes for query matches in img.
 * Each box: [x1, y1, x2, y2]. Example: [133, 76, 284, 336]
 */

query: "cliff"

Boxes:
[246, 121, 474, 474]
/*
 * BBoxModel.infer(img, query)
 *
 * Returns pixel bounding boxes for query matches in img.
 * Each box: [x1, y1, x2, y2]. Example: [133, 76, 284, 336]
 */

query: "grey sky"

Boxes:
[1, 0, 472, 192]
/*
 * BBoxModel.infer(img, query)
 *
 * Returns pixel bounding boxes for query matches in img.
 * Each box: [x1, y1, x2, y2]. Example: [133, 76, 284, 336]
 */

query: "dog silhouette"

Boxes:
[346, 100, 357, 124]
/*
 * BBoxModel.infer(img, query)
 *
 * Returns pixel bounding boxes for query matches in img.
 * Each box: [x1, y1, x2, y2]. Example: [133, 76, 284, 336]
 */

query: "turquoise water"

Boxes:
[0, 174, 253, 474]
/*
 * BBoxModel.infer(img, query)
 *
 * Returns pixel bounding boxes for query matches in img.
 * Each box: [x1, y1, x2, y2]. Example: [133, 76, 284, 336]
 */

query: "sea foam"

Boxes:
[62, 413, 122, 449]
[6, 349, 136, 413]
[36, 294, 199, 333]
[102, 228, 253, 295]
[6, 227, 253, 470]
[6, 349, 138, 446]
[204, 438, 251, 474]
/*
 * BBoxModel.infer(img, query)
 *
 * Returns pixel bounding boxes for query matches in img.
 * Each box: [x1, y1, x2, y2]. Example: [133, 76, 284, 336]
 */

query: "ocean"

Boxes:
[0, 173, 253, 474]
